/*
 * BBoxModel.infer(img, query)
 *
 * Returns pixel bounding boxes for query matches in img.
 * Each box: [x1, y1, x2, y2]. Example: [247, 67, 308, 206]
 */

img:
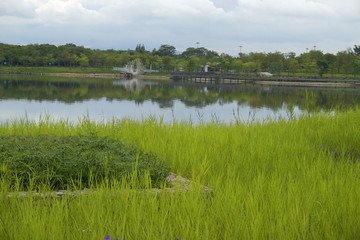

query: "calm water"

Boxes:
[1, 75, 360, 124]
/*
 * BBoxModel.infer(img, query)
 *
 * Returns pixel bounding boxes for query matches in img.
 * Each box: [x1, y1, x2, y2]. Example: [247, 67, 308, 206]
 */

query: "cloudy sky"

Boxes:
[1, 0, 359, 55]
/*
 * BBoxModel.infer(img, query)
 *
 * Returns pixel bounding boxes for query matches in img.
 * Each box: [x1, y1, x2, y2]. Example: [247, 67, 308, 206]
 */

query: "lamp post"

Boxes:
[196, 42, 200, 48]
[239, 45, 242, 57]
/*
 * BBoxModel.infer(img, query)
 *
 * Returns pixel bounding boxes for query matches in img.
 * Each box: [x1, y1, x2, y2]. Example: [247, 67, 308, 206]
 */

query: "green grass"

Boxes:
[1, 110, 360, 239]
[0, 66, 116, 74]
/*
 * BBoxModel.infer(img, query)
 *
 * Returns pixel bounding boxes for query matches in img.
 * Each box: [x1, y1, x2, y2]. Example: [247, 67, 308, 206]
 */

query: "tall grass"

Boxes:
[1, 109, 360, 239]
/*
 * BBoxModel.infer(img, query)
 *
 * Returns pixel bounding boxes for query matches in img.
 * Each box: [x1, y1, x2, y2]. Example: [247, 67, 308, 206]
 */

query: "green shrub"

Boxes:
[0, 135, 169, 190]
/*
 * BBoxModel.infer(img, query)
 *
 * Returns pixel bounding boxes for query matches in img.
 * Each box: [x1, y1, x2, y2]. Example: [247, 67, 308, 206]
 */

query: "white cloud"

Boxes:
[235, 0, 360, 20]
[0, 0, 38, 18]
[0, 0, 359, 55]
[210, 0, 238, 11]
[35, 0, 101, 25]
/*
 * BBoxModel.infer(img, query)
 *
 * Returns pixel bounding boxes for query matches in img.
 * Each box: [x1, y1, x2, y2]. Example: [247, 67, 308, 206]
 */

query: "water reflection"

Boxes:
[0, 75, 359, 123]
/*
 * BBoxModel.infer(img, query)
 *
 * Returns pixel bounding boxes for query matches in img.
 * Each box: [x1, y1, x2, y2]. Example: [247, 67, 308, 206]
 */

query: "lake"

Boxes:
[1, 75, 360, 124]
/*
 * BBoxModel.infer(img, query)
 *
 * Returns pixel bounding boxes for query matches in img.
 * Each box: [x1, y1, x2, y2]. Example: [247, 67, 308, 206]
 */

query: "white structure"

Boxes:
[257, 72, 273, 77]
[113, 60, 145, 75]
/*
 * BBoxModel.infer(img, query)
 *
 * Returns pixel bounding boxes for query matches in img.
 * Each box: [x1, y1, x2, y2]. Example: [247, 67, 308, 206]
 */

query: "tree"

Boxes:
[135, 44, 145, 53]
[182, 47, 208, 58]
[161, 56, 173, 72]
[78, 54, 89, 67]
[304, 60, 317, 76]
[119, 52, 130, 66]
[284, 52, 298, 76]
[154, 44, 176, 56]
[267, 52, 284, 74]
[336, 51, 355, 74]
[231, 59, 244, 73]
[0, 54, 5, 65]
[243, 62, 258, 73]
[288, 58, 300, 75]
[324, 53, 337, 76]
[316, 59, 329, 77]
[354, 45, 360, 56]
[353, 57, 360, 76]
[249, 52, 266, 70]
[185, 56, 200, 72]
[219, 54, 233, 73]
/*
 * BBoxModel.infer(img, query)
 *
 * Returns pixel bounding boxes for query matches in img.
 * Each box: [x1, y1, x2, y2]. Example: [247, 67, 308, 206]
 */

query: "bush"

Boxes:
[0, 135, 169, 190]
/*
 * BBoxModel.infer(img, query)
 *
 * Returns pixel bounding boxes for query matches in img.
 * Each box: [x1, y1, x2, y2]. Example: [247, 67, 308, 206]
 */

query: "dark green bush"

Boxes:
[0, 135, 170, 190]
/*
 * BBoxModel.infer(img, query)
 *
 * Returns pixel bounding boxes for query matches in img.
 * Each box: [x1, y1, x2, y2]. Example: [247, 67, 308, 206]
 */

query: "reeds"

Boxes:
[1, 109, 360, 239]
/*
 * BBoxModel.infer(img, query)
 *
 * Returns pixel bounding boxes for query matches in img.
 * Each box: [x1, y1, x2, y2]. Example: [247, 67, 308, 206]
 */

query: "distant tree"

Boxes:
[353, 57, 360, 76]
[231, 59, 244, 73]
[243, 61, 258, 73]
[324, 53, 337, 76]
[288, 58, 300, 75]
[205, 50, 219, 59]
[161, 56, 173, 72]
[354, 45, 360, 56]
[154, 44, 176, 56]
[182, 47, 208, 58]
[316, 59, 329, 77]
[284, 52, 298, 75]
[296, 52, 310, 69]
[19, 56, 32, 66]
[309, 50, 323, 62]
[336, 50, 355, 74]
[185, 56, 200, 72]
[0, 54, 5, 65]
[135, 44, 145, 53]
[88, 50, 106, 67]
[45, 54, 55, 66]
[267, 52, 284, 74]
[219, 54, 233, 73]
[303, 60, 317, 76]
[78, 54, 89, 67]
[119, 52, 130, 66]
[249, 52, 266, 70]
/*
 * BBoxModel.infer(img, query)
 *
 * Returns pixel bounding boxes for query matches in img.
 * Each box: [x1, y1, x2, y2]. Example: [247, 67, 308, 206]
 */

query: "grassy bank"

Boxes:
[1, 110, 360, 239]
[0, 66, 114, 74]
[0, 66, 171, 77]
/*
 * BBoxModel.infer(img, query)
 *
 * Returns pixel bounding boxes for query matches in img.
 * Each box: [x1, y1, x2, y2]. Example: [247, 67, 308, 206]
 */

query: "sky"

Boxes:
[1, 0, 359, 56]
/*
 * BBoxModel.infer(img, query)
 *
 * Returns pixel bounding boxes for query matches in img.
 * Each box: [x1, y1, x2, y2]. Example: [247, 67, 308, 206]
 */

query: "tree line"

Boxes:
[1, 43, 360, 77]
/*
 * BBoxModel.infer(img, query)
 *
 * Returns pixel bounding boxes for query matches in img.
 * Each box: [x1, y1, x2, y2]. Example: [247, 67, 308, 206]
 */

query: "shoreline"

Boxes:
[1, 71, 359, 87]
[253, 80, 359, 88]
[0, 71, 123, 78]
[0, 71, 170, 80]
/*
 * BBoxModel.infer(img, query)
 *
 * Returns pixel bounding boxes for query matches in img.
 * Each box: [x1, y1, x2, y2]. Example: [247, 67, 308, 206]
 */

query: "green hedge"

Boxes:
[0, 135, 170, 189]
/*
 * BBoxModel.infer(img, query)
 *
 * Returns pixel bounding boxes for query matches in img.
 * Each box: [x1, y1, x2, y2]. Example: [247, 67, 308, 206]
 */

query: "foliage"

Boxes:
[153, 44, 176, 56]
[0, 134, 169, 190]
[354, 45, 360, 56]
[1, 42, 360, 75]
[0, 110, 360, 239]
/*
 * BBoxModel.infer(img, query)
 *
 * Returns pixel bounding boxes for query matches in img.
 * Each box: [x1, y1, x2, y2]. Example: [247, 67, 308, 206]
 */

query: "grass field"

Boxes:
[1, 110, 360, 239]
